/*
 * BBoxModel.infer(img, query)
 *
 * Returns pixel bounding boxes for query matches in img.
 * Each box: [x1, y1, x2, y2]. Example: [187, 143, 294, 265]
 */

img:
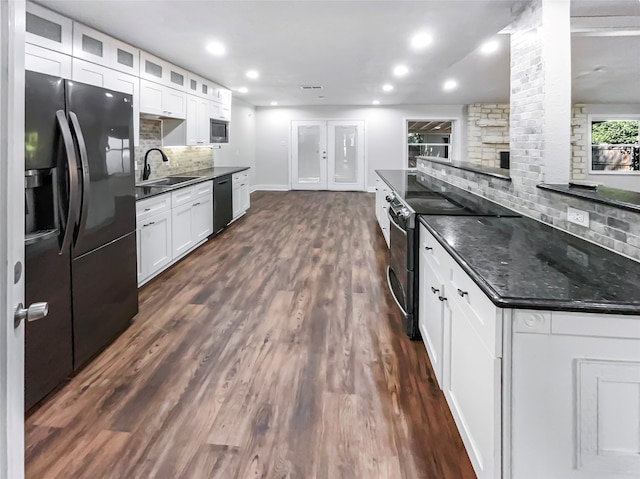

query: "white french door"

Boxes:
[291, 120, 365, 191]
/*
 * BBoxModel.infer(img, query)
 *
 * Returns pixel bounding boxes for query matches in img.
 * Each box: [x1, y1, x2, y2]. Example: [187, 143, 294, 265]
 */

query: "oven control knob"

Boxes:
[400, 208, 411, 218]
[385, 193, 395, 203]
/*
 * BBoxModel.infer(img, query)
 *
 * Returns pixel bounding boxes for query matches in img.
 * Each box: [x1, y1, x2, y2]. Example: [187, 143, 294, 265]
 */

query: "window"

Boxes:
[406, 120, 453, 168]
[589, 118, 640, 173]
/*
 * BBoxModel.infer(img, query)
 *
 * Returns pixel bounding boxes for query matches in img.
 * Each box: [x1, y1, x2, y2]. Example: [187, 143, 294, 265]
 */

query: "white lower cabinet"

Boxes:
[232, 171, 250, 219]
[375, 175, 390, 247]
[136, 181, 213, 286]
[192, 195, 213, 241]
[138, 210, 172, 282]
[171, 202, 195, 257]
[418, 222, 640, 479]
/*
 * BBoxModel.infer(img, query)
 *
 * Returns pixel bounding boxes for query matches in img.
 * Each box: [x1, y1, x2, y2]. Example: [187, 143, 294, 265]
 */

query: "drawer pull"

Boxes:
[457, 289, 468, 297]
[430, 286, 439, 294]
[144, 207, 151, 211]
[142, 221, 155, 227]
[193, 202, 201, 206]
[438, 296, 447, 302]
[425, 245, 433, 251]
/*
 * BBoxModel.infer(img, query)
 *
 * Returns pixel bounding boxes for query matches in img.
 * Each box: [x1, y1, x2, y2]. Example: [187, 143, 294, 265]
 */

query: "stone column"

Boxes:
[510, 0, 571, 190]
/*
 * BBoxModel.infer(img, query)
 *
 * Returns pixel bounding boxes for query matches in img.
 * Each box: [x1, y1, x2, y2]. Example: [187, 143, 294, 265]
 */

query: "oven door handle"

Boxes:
[386, 266, 408, 319]
[387, 208, 407, 233]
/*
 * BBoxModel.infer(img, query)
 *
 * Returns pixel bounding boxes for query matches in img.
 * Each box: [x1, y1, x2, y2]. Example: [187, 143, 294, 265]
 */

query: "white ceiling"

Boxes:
[38, 0, 517, 106]
[37, 0, 639, 107]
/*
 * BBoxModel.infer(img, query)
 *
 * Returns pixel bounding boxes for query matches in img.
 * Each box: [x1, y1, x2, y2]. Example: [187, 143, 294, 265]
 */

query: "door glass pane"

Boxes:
[26, 13, 62, 43]
[333, 126, 358, 183]
[117, 49, 134, 68]
[298, 126, 321, 182]
[170, 71, 184, 86]
[145, 60, 162, 78]
[82, 34, 103, 57]
[202, 84, 208, 95]
[190, 79, 197, 91]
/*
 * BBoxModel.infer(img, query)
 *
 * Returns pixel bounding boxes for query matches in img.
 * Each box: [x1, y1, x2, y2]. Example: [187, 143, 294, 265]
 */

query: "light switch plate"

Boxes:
[568, 207, 590, 227]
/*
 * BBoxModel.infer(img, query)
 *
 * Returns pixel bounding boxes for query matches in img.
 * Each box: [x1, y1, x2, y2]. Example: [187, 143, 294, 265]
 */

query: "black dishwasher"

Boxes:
[213, 174, 233, 233]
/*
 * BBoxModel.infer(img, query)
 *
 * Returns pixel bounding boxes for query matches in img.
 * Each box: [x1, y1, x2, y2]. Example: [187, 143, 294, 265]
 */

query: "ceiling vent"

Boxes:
[300, 85, 323, 90]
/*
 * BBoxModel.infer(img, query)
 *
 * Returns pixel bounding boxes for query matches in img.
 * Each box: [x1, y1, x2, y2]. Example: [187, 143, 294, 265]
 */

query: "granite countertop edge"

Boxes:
[416, 157, 512, 181]
[537, 183, 640, 214]
[135, 166, 250, 201]
[417, 216, 640, 315]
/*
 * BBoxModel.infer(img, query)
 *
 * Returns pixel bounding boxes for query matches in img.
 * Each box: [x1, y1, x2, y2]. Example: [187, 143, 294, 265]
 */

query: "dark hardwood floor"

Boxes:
[25, 191, 475, 479]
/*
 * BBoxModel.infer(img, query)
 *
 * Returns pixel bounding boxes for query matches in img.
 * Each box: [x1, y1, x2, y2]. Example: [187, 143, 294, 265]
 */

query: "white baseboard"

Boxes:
[251, 184, 290, 192]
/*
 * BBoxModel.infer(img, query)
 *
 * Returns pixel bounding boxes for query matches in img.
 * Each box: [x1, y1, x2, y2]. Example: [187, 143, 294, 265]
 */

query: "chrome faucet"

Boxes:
[142, 148, 169, 181]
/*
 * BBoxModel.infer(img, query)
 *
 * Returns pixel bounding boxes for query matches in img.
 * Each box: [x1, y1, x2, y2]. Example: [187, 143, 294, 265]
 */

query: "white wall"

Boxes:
[254, 104, 466, 190]
[214, 96, 257, 188]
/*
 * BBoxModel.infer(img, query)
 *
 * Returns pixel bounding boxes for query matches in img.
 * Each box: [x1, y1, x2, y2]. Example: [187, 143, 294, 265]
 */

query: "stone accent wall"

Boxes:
[467, 103, 510, 168]
[571, 104, 588, 179]
[134, 118, 214, 181]
[417, 159, 640, 261]
[416, 0, 640, 262]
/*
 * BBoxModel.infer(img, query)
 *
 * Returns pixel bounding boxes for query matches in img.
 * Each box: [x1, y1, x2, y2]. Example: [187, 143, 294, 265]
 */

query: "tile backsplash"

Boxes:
[134, 118, 214, 181]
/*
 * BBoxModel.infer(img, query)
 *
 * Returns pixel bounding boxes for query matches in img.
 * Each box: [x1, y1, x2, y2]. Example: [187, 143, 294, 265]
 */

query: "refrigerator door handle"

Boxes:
[68, 111, 91, 245]
[55, 110, 79, 256]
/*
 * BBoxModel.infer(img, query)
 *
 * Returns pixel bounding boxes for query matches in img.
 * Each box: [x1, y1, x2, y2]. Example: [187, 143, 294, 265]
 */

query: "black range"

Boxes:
[376, 169, 520, 339]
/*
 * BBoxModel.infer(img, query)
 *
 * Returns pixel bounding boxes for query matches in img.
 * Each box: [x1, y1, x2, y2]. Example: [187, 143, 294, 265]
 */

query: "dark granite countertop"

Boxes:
[419, 215, 640, 314]
[538, 183, 640, 213]
[135, 166, 249, 201]
[376, 169, 518, 216]
[417, 156, 511, 181]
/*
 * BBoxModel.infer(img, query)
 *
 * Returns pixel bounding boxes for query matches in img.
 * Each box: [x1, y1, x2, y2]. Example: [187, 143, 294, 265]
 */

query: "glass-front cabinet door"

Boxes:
[25, 2, 73, 54]
[291, 121, 327, 190]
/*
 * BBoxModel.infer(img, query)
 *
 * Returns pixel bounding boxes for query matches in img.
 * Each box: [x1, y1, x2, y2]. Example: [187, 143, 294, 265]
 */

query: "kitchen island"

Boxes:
[375, 169, 640, 479]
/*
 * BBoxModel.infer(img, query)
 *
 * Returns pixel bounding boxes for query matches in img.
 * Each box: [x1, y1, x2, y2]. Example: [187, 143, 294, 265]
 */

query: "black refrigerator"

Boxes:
[25, 71, 138, 410]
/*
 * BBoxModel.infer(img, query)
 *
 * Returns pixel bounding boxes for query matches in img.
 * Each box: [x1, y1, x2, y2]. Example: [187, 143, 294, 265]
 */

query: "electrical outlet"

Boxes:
[567, 207, 590, 227]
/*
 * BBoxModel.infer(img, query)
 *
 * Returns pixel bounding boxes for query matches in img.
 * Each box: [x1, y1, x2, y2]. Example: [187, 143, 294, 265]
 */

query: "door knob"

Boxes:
[14, 302, 48, 328]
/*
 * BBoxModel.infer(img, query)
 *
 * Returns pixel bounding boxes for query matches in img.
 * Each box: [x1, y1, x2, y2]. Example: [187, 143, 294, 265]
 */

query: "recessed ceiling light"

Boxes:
[393, 65, 409, 77]
[206, 42, 226, 56]
[237, 87, 248, 93]
[372, 100, 380, 105]
[382, 84, 394, 92]
[443, 79, 458, 91]
[411, 33, 432, 50]
[246, 70, 259, 79]
[270, 101, 278, 106]
[480, 40, 499, 55]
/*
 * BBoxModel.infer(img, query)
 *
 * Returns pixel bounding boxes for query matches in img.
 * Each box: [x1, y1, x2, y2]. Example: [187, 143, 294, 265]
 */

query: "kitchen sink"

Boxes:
[139, 176, 200, 187]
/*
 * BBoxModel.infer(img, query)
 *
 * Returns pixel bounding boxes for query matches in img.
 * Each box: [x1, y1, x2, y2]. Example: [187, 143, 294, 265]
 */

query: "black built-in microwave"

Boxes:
[210, 119, 229, 143]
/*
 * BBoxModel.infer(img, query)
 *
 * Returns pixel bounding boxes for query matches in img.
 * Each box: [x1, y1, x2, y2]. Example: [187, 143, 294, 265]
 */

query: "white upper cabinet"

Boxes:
[210, 86, 232, 106]
[187, 72, 216, 100]
[139, 79, 187, 119]
[72, 58, 140, 145]
[25, 43, 72, 78]
[72, 23, 140, 76]
[186, 95, 212, 145]
[25, 2, 73, 54]
[210, 102, 231, 122]
[140, 51, 188, 91]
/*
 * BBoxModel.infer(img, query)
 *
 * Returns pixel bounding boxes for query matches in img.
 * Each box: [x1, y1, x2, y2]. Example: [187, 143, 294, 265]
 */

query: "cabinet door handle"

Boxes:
[144, 207, 151, 211]
[438, 296, 447, 302]
[457, 289, 468, 297]
[142, 221, 155, 227]
[425, 245, 433, 251]
[240, 183, 245, 186]
[193, 202, 201, 206]
[430, 286, 439, 294]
